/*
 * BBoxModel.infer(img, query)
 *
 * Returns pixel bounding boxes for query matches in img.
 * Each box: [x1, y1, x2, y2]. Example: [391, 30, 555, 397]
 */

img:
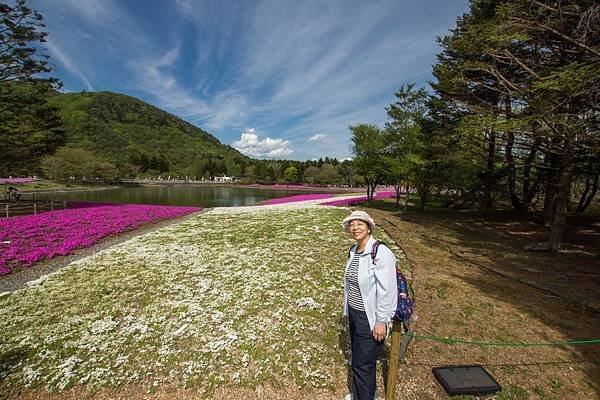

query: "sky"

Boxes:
[30, 0, 470, 161]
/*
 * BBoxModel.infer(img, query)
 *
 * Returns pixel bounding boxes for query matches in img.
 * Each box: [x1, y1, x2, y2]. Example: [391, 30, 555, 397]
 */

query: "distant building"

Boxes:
[214, 176, 233, 183]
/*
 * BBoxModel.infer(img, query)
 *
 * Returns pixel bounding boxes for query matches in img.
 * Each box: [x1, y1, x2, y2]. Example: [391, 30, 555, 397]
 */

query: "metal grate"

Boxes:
[432, 365, 502, 396]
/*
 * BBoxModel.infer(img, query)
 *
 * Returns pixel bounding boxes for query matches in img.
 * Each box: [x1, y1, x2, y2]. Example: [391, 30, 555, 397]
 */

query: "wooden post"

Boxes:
[34, 203, 37, 214]
[5, 205, 8, 218]
[51, 200, 54, 211]
[385, 320, 404, 400]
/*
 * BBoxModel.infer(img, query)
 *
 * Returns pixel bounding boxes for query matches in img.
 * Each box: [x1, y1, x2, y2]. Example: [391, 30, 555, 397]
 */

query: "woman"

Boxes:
[342, 210, 397, 400]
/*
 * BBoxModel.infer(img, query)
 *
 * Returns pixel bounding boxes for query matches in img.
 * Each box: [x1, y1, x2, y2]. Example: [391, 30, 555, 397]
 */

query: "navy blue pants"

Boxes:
[349, 307, 384, 400]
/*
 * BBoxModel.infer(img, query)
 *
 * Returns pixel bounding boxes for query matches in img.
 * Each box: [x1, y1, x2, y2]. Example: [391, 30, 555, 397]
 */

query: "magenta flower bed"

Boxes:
[268, 184, 322, 189]
[258, 193, 335, 206]
[0, 177, 37, 184]
[0, 203, 200, 275]
[321, 191, 396, 207]
[321, 196, 369, 206]
[376, 191, 396, 198]
[242, 184, 325, 190]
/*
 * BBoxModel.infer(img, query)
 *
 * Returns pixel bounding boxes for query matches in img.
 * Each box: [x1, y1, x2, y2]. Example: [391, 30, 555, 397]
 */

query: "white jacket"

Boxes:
[343, 236, 397, 330]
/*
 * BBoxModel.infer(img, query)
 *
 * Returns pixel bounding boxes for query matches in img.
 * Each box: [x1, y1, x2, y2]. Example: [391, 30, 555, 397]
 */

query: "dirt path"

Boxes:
[366, 207, 600, 400]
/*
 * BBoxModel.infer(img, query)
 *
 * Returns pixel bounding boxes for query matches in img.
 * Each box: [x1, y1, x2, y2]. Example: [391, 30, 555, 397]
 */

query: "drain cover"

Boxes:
[432, 365, 502, 396]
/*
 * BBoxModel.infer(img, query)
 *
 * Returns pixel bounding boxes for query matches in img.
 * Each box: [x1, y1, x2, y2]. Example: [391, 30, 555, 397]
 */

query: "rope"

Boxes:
[402, 332, 600, 347]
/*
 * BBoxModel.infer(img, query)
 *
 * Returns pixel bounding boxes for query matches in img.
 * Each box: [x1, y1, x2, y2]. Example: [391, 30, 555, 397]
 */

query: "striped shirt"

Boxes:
[346, 252, 364, 311]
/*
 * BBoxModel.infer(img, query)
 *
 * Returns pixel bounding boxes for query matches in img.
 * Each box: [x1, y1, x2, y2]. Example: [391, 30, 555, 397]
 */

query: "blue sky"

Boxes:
[31, 0, 470, 161]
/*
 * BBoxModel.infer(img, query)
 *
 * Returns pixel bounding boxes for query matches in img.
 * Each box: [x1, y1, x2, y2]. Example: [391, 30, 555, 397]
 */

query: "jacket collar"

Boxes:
[351, 236, 377, 255]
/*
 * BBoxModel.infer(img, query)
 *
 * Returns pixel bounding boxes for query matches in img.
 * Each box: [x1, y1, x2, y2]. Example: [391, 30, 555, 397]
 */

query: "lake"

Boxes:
[40, 184, 330, 208]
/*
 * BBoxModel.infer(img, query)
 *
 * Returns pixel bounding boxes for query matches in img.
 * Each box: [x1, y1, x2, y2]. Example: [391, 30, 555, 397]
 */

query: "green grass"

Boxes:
[496, 385, 530, 400]
[436, 279, 449, 300]
[6, 179, 113, 193]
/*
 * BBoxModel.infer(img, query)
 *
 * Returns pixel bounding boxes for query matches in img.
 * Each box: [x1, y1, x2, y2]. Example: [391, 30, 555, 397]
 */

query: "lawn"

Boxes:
[4, 180, 113, 193]
[0, 206, 407, 399]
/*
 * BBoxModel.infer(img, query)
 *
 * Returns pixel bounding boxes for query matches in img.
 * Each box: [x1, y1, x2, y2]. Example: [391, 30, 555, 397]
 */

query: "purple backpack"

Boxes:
[369, 241, 414, 322]
[348, 240, 414, 323]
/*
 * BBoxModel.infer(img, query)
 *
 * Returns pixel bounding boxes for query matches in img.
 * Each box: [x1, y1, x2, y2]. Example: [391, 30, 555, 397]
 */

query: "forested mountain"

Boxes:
[46, 91, 247, 177]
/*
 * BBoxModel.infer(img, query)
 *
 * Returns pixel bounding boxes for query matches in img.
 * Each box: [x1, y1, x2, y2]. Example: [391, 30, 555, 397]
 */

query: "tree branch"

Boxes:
[509, 16, 600, 58]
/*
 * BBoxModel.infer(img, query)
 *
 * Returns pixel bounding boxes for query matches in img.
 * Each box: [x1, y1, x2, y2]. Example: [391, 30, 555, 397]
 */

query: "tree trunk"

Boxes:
[522, 140, 541, 209]
[543, 142, 561, 226]
[481, 128, 496, 209]
[394, 184, 402, 209]
[504, 96, 525, 211]
[367, 181, 377, 206]
[528, 134, 574, 251]
[566, 179, 574, 213]
[404, 185, 410, 211]
[576, 173, 599, 213]
[417, 183, 429, 212]
[371, 182, 378, 205]
[547, 165, 572, 250]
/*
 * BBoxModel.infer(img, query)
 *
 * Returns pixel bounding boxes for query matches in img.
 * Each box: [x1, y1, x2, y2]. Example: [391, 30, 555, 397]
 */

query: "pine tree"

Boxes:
[431, 0, 599, 249]
[0, 0, 64, 175]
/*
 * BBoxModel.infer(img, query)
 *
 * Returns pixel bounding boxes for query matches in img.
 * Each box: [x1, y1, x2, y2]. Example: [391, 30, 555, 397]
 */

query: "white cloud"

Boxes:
[46, 41, 94, 91]
[61, 0, 115, 23]
[203, 92, 249, 131]
[130, 46, 213, 117]
[308, 133, 327, 142]
[232, 128, 293, 158]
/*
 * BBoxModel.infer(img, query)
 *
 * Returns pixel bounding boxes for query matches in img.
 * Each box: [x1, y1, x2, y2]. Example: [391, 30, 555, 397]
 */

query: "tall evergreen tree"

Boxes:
[0, 0, 64, 176]
[432, 0, 599, 249]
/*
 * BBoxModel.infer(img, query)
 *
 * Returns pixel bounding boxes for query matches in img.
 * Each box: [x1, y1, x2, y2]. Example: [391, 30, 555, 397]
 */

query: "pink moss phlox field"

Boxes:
[0, 177, 37, 184]
[0, 203, 200, 275]
[321, 191, 396, 207]
[258, 193, 335, 206]
[243, 184, 326, 190]
[268, 184, 322, 189]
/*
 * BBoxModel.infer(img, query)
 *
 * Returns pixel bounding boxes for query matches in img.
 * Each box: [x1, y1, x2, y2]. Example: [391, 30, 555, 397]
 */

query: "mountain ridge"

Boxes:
[47, 90, 247, 175]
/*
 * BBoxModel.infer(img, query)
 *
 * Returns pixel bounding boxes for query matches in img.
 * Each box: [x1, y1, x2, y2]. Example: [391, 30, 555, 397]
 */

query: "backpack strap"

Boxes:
[347, 243, 357, 259]
[371, 240, 386, 265]
[350, 241, 387, 263]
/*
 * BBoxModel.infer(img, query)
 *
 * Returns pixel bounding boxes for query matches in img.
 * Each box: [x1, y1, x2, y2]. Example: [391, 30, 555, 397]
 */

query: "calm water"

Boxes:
[42, 185, 325, 208]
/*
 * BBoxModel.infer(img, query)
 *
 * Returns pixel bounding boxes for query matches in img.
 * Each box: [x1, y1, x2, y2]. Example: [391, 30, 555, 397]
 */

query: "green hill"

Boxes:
[47, 91, 247, 176]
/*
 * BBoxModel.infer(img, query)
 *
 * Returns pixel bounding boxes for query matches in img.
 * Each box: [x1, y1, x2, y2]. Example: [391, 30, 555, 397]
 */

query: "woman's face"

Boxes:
[348, 219, 370, 242]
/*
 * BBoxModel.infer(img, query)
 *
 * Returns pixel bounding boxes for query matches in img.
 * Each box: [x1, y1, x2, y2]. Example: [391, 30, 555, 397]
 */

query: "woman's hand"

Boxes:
[372, 323, 386, 342]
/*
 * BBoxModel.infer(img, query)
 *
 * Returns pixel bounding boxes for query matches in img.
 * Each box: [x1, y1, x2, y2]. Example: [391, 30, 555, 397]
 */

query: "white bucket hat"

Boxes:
[341, 210, 376, 233]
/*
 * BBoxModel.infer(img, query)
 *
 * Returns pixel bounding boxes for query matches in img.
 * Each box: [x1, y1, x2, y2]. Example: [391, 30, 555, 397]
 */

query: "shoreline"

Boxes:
[134, 181, 364, 193]
[19, 185, 121, 195]
[17, 181, 366, 195]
